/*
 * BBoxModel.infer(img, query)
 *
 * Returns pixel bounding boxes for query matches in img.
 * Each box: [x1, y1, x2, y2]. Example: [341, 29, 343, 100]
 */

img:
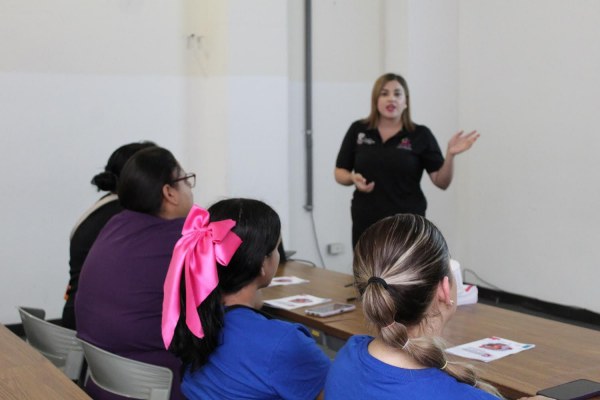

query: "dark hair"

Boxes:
[363, 73, 415, 131]
[169, 198, 281, 371]
[118, 146, 181, 215]
[354, 214, 500, 397]
[91, 141, 156, 192]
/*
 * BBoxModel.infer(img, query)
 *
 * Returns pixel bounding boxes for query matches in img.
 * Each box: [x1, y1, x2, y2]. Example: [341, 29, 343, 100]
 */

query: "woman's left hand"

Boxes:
[447, 130, 480, 156]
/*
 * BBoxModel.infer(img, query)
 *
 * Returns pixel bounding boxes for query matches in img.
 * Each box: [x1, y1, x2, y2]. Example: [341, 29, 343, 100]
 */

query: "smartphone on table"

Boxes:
[305, 302, 356, 317]
[536, 379, 600, 400]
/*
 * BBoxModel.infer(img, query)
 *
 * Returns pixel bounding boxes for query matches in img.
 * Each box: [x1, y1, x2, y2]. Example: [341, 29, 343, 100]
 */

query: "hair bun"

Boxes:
[91, 171, 118, 192]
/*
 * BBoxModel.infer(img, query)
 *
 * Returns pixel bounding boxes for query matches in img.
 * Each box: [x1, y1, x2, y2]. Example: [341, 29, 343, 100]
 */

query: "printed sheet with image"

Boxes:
[263, 294, 330, 310]
[268, 276, 309, 287]
[446, 336, 535, 362]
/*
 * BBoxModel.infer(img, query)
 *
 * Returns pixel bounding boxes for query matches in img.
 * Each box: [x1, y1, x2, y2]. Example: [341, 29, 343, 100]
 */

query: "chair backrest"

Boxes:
[79, 339, 173, 400]
[17, 306, 84, 380]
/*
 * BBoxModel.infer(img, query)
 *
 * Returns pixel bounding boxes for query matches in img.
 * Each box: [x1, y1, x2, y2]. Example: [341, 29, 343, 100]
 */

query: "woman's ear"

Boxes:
[437, 276, 452, 306]
[162, 183, 179, 206]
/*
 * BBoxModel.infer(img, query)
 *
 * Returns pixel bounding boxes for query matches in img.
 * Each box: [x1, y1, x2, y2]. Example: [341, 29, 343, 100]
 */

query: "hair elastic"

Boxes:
[367, 276, 389, 289]
[440, 360, 448, 370]
[384, 320, 396, 330]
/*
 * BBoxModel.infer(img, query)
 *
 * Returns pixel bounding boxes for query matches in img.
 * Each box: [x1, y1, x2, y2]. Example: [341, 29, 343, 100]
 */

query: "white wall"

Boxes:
[182, 0, 230, 205]
[184, 0, 291, 236]
[402, 0, 461, 253]
[0, 0, 292, 324]
[288, 0, 385, 272]
[287, 0, 462, 272]
[456, 0, 600, 313]
[2, 0, 599, 324]
[296, 0, 600, 314]
[0, 1, 188, 324]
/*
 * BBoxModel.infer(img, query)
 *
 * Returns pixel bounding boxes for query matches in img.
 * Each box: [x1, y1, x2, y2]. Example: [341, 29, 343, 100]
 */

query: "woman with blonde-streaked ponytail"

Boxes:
[324, 214, 502, 399]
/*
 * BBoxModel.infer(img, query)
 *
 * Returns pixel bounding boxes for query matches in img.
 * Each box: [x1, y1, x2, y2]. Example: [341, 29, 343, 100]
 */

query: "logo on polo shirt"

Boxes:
[357, 132, 376, 145]
[397, 138, 412, 151]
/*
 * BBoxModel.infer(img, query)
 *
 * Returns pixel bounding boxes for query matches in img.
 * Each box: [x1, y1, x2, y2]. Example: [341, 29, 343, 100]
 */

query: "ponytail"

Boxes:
[355, 214, 502, 398]
[369, 294, 502, 397]
[169, 281, 224, 371]
[403, 336, 501, 397]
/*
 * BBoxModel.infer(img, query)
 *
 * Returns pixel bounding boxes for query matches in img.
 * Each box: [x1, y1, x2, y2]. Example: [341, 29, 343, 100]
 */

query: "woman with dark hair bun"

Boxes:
[76, 146, 194, 400]
[62, 140, 155, 329]
[90, 141, 154, 192]
[162, 198, 330, 400]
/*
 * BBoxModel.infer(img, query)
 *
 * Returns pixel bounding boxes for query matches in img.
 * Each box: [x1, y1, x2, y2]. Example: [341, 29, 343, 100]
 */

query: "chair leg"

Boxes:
[78, 359, 89, 388]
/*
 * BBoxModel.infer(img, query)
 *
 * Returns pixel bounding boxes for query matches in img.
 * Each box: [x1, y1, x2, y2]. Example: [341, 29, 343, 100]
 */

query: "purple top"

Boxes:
[75, 210, 185, 400]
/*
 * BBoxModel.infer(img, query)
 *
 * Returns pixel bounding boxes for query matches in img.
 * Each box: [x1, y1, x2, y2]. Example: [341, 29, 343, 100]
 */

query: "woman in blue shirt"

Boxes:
[162, 198, 330, 400]
[325, 214, 500, 400]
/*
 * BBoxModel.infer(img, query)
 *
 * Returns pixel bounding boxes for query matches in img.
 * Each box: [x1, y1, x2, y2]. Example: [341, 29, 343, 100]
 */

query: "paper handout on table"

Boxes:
[446, 336, 535, 362]
[263, 294, 330, 310]
[268, 276, 309, 287]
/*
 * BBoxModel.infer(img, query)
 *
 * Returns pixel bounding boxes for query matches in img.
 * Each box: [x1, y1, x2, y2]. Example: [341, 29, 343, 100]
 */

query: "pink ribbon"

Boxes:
[162, 205, 242, 349]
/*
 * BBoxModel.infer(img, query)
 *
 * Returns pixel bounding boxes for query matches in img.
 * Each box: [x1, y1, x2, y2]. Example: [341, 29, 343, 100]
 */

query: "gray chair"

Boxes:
[17, 306, 84, 381]
[79, 339, 172, 400]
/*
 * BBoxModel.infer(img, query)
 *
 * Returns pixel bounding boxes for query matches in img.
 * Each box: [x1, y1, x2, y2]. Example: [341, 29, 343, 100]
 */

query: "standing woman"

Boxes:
[76, 146, 194, 400]
[334, 73, 479, 247]
[324, 214, 501, 399]
[62, 141, 155, 329]
[162, 198, 330, 400]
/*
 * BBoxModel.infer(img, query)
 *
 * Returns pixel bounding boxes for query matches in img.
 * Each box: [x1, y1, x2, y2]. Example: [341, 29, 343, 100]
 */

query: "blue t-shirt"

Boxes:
[325, 335, 499, 400]
[182, 306, 330, 400]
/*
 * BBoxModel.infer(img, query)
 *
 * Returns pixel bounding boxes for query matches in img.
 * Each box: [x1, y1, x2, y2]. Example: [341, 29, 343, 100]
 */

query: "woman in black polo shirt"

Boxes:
[334, 73, 478, 247]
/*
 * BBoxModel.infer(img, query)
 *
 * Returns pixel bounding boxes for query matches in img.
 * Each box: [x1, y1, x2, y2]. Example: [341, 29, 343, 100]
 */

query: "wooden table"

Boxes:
[0, 324, 91, 400]
[262, 261, 600, 399]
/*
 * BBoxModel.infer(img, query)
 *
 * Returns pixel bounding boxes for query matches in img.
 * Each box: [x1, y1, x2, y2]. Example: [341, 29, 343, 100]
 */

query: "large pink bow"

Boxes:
[162, 205, 242, 349]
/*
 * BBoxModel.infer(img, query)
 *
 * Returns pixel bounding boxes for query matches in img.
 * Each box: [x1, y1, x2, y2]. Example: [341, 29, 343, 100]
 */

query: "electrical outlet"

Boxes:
[326, 243, 344, 255]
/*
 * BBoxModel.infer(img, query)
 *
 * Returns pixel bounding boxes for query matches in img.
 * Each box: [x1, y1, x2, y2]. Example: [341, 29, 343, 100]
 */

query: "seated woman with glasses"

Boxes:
[162, 198, 330, 400]
[324, 214, 503, 400]
[75, 146, 195, 400]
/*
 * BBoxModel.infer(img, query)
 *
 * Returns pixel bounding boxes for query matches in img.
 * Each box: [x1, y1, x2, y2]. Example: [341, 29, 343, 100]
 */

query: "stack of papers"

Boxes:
[263, 294, 330, 310]
[446, 336, 535, 362]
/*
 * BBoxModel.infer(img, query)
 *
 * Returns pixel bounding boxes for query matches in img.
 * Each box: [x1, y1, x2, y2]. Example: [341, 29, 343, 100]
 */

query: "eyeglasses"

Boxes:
[172, 172, 196, 188]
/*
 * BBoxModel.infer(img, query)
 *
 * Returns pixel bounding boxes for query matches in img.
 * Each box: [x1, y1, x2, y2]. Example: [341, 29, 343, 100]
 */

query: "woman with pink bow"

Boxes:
[162, 198, 330, 400]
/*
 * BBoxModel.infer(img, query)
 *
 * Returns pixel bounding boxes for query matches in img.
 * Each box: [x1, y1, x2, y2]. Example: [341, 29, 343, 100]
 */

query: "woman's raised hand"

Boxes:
[447, 130, 480, 156]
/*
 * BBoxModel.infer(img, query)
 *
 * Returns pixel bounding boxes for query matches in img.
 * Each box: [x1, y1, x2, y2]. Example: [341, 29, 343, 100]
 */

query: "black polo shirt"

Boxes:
[336, 120, 444, 241]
